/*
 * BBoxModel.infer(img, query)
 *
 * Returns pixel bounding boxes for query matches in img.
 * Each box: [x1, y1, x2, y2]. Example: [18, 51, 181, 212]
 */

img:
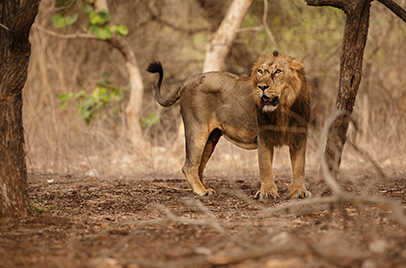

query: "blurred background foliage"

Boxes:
[25, 0, 406, 175]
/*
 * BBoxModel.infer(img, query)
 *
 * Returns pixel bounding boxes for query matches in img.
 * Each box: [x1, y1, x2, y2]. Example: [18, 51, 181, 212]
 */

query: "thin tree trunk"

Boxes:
[95, 0, 145, 146]
[305, 0, 371, 178]
[0, 0, 40, 217]
[324, 1, 371, 178]
[203, 0, 253, 72]
[108, 37, 145, 145]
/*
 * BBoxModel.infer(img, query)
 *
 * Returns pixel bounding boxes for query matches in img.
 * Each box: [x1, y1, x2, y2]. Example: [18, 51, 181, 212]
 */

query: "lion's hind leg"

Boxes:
[198, 129, 222, 179]
[182, 126, 216, 196]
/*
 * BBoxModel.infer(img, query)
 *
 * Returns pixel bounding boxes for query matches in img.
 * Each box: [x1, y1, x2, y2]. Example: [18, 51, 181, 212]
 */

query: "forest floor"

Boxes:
[1, 167, 406, 268]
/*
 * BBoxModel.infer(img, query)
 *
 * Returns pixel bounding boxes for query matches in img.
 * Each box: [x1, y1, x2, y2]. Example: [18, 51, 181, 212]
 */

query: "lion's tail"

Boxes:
[147, 62, 181, 107]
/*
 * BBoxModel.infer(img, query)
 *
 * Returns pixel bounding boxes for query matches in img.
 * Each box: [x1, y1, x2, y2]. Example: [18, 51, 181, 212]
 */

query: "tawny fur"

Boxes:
[147, 52, 311, 199]
[251, 53, 311, 199]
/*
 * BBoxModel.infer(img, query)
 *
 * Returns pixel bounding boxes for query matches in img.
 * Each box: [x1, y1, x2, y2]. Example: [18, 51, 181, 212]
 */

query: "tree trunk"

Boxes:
[306, 0, 371, 177]
[0, 0, 40, 217]
[108, 37, 145, 146]
[305, 0, 406, 179]
[203, 0, 253, 72]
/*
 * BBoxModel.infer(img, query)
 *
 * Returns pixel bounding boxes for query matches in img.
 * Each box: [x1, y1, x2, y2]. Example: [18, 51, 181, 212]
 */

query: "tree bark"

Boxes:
[306, 0, 372, 177]
[0, 0, 40, 217]
[203, 0, 253, 72]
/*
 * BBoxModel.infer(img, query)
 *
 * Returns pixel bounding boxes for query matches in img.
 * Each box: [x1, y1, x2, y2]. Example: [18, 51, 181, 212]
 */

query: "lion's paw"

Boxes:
[198, 188, 216, 197]
[289, 186, 311, 199]
[254, 184, 279, 200]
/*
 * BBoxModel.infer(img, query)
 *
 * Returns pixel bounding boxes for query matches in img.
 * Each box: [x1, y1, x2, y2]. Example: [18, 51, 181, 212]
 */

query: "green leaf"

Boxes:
[142, 113, 159, 128]
[51, 13, 78, 28]
[65, 13, 78, 25]
[108, 87, 123, 100]
[74, 90, 86, 99]
[83, 4, 93, 14]
[93, 87, 110, 103]
[51, 14, 66, 28]
[110, 24, 128, 36]
[58, 92, 73, 101]
[58, 93, 73, 109]
[89, 10, 110, 25]
[79, 98, 96, 124]
[90, 25, 112, 40]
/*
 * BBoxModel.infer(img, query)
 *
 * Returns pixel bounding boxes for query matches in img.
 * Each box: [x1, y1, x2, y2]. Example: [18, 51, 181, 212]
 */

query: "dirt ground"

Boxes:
[1, 167, 406, 268]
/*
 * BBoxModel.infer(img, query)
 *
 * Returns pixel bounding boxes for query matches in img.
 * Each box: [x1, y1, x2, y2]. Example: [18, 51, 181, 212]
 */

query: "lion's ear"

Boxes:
[289, 60, 304, 71]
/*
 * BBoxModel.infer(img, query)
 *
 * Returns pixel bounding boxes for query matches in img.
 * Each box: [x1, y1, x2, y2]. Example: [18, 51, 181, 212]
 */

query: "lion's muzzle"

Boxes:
[258, 84, 269, 91]
[261, 95, 279, 107]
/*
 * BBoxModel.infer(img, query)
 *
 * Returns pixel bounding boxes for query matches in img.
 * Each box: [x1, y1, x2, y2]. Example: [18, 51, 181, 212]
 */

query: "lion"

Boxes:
[147, 51, 311, 199]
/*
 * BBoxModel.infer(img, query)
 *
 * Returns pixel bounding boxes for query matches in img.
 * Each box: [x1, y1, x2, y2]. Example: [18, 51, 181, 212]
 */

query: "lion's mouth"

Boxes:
[261, 95, 279, 107]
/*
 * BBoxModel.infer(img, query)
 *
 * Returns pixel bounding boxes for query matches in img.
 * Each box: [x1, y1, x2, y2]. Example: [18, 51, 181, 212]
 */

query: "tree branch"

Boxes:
[304, 0, 347, 10]
[0, 23, 10, 31]
[262, 0, 276, 44]
[145, 2, 211, 34]
[238, 0, 277, 45]
[377, 0, 406, 23]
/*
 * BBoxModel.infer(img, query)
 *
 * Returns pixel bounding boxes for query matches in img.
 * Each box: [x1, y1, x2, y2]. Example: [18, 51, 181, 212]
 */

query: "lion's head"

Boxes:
[251, 51, 305, 113]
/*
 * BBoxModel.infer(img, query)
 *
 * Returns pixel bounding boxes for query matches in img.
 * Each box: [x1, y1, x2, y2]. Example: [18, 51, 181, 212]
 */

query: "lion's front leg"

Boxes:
[288, 138, 311, 199]
[255, 142, 279, 199]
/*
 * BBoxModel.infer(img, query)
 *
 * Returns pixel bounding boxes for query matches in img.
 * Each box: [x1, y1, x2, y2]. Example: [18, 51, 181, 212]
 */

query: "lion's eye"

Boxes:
[257, 69, 263, 75]
[274, 69, 282, 75]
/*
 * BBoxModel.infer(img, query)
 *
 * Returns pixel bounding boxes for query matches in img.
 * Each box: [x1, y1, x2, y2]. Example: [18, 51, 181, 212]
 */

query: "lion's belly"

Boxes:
[214, 100, 257, 150]
[220, 123, 257, 150]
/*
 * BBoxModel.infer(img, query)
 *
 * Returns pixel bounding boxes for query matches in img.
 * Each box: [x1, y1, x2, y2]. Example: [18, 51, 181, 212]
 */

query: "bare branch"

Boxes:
[238, 0, 277, 45]
[346, 139, 387, 180]
[237, 26, 263, 33]
[145, 3, 211, 34]
[319, 110, 346, 195]
[0, 23, 10, 31]
[305, 0, 346, 7]
[262, 0, 276, 45]
[377, 0, 406, 23]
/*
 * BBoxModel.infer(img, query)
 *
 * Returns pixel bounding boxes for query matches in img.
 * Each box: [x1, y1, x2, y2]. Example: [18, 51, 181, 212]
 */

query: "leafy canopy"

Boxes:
[51, 0, 128, 39]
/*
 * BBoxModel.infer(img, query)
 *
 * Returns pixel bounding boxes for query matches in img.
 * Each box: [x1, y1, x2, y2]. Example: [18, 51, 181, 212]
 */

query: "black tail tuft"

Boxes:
[147, 61, 163, 74]
[272, 50, 279, 57]
[147, 61, 164, 89]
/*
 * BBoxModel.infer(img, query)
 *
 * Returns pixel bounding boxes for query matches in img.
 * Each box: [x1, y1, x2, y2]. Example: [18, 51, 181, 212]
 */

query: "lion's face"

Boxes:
[252, 52, 304, 113]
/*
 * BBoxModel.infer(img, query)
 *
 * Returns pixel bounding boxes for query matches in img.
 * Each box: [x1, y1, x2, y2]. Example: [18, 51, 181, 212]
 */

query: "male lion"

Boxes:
[252, 51, 311, 199]
[147, 51, 311, 199]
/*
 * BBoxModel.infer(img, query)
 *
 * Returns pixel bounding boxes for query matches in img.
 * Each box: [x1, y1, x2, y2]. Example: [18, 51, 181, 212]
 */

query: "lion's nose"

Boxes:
[271, 96, 279, 106]
[258, 84, 269, 91]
